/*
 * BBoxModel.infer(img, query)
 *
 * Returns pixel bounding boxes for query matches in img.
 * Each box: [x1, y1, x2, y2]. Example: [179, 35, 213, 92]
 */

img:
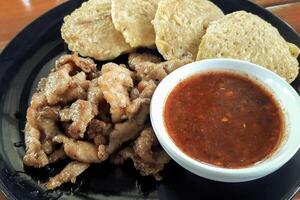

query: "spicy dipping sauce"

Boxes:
[164, 71, 284, 168]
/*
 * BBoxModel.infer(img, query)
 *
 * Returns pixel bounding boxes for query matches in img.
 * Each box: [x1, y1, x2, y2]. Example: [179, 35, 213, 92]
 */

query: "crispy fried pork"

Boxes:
[46, 161, 89, 190]
[44, 54, 95, 106]
[98, 100, 150, 161]
[99, 63, 134, 122]
[111, 127, 170, 180]
[55, 54, 97, 73]
[87, 119, 111, 145]
[23, 91, 50, 167]
[49, 147, 67, 164]
[128, 53, 162, 68]
[36, 106, 61, 154]
[128, 52, 193, 83]
[53, 134, 100, 163]
[59, 100, 96, 139]
[87, 78, 104, 113]
[23, 123, 49, 168]
[23, 53, 177, 189]
[127, 80, 156, 118]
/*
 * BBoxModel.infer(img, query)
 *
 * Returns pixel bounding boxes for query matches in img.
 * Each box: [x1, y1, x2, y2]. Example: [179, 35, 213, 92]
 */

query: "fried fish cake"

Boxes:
[153, 0, 224, 60]
[196, 11, 300, 83]
[61, 0, 133, 61]
[111, 0, 159, 48]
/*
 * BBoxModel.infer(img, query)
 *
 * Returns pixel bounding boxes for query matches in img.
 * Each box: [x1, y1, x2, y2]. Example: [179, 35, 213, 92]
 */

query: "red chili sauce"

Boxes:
[164, 71, 284, 168]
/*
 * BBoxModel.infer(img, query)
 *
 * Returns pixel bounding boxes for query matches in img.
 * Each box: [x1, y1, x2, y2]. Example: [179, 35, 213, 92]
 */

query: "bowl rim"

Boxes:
[150, 58, 300, 182]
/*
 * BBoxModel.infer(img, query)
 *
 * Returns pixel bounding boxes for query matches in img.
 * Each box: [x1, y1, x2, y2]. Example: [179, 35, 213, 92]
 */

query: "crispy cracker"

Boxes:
[153, 0, 224, 60]
[196, 11, 299, 83]
[111, 0, 159, 48]
[61, 0, 133, 61]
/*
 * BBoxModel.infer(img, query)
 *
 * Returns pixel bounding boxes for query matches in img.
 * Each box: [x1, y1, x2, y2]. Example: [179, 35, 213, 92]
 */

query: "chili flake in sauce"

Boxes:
[164, 71, 284, 168]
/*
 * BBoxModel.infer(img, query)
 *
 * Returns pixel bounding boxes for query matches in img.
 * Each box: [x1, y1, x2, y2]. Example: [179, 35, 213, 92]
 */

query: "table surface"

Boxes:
[0, 0, 299, 199]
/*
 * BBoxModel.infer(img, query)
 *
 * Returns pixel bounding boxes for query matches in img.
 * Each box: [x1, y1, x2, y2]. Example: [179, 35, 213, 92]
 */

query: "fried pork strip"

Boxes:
[55, 54, 97, 73]
[111, 127, 170, 180]
[24, 92, 49, 168]
[53, 134, 100, 163]
[23, 54, 99, 168]
[128, 53, 162, 67]
[99, 63, 134, 122]
[127, 80, 156, 118]
[36, 106, 61, 154]
[44, 54, 95, 106]
[48, 147, 67, 164]
[46, 161, 90, 190]
[87, 119, 111, 145]
[23, 123, 49, 168]
[23, 52, 183, 190]
[128, 53, 193, 83]
[59, 100, 97, 139]
[98, 100, 150, 161]
[97, 80, 156, 161]
[87, 77, 104, 113]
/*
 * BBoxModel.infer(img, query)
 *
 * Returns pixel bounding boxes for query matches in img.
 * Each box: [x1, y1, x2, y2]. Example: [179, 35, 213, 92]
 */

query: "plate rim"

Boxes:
[0, 0, 299, 199]
[0, 1, 79, 200]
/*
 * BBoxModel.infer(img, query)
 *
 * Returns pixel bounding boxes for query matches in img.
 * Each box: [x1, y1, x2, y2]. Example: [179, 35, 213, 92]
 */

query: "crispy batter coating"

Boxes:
[133, 127, 158, 163]
[127, 80, 156, 117]
[99, 63, 134, 122]
[129, 53, 193, 83]
[87, 119, 111, 145]
[111, 127, 170, 180]
[44, 65, 73, 105]
[53, 134, 100, 163]
[98, 100, 150, 161]
[44, 54, 94, 105]
[36, 106, 61, 154]
[59, 100, 96, 139]
[87, 78, 104, 113]
[24, 53, 174, 189]
[24, 92, 50, 167]
[128, 53, 162, 68]
[24, 54, 100, 169]
[46, 161, 89, 190]
[49, 147, 67, 164]
[23, 123, 49, 168]
[55, 54, 97, 73]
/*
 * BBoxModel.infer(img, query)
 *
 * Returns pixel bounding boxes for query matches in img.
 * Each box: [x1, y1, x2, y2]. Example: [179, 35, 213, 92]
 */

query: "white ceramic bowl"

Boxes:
[150, 58, 300, 182]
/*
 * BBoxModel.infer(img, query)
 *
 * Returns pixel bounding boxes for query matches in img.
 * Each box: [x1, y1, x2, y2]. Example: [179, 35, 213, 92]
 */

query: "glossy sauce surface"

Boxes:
[164, 71, 284, 168]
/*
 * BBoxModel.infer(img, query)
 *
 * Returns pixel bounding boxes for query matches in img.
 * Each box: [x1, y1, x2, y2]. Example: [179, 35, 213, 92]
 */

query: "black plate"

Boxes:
[0, 0, 300, 199]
